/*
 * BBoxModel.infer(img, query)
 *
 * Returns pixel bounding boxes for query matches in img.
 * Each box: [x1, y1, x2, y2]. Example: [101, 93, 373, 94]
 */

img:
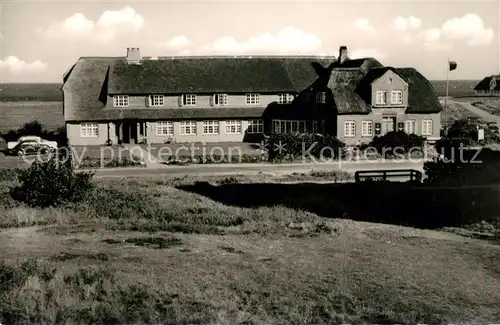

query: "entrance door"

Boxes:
[122, 120, 138, 144]
[382, 117, 396, 135]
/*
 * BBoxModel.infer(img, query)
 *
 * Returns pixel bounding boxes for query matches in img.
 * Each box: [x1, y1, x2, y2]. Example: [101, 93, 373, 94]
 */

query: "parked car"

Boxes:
[7, 136, 58, 151]
[7, 140, 56, 156]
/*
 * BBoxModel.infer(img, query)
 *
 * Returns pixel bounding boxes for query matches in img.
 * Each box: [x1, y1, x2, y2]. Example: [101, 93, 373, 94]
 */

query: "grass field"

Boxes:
[0, 101, 63, 133]
[0, 172, 499, 324]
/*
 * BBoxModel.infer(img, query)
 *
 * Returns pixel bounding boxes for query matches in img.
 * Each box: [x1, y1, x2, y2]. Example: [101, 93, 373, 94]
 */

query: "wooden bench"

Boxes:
[355, 169, 423, 183]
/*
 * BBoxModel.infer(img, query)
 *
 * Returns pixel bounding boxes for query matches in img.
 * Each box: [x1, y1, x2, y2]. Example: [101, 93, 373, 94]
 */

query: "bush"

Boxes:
[368, 131, 426, 157]
[265, 133, 345, 162]
[10, 156, 95, 207]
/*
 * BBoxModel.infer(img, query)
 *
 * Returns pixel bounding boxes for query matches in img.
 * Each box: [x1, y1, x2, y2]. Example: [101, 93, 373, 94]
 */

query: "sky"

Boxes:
[0, 0, 499, 83]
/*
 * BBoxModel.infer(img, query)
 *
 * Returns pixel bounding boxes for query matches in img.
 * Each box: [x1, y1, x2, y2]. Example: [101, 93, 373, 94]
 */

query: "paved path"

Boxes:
[90, 160, 425, 178]
[448, 99, 500, 124]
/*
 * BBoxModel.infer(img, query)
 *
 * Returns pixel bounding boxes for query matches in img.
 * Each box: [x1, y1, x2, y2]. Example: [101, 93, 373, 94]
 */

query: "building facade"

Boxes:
[62, 47, 442, 146]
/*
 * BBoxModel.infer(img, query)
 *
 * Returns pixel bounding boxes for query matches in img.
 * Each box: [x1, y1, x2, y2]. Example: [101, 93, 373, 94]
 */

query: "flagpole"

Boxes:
[445, 58, 450, 135]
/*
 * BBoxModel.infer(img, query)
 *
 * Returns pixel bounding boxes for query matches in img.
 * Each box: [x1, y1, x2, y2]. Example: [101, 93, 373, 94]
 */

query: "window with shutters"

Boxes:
[151, 95, 164, 107]
[376, 91, 387, 105]
[212, 94, 228, 106]
[405, 120, 416, 134]
[181, 94, 196, 106]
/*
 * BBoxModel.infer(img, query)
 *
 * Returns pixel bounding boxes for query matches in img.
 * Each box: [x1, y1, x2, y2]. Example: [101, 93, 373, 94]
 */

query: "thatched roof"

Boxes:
[63, 56, 333, 121]
[327, 65, 442, 114]
[474, 75, 500, 91]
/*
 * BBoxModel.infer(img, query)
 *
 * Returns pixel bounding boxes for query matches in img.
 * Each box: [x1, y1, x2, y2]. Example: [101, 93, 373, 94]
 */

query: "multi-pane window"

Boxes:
[247, 120, 264, 134]
[225, 120, 242, 134]
[272, 120, 306, 134]
[151, 95, 164, 107]
[376, 91, 387, 105]
[405, 120, 416, 134]
[382, 117, 395, 134]
[344, 121, 356, 137]
[246, 93, 260, 105]
[391, 90, 403, 104]
[202, 120, 220, 135]
[312, 121, 318, 133]
[277, 94, 294, 104]
[156, 121, 174, 136]
[422, 120, 433, 135]
[212, 94, 228, 106]
[113, 95, 129, 107]
[361, 121, 373, 137]
[316, 92, 326, 103]
[179, 121, 197, 135]
[181, 94, 196, 106]
[80, 122, 99, 137]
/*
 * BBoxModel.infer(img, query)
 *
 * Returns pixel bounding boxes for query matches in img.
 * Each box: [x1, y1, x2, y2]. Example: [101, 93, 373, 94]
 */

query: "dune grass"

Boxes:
[0, 173, 499, 325]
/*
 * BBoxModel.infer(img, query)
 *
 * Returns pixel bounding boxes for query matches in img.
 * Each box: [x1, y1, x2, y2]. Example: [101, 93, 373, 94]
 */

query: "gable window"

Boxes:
[156, 121, 174, 136]
[225, 120, 242, 134]
[422, 120, 433, 136]
[202, 120, 219, 135]
[272, 120, 306, 134]
[247, 120, 264, 134]
[151, 95, 164, 107]
[179, 121, 197, 135]
[391, 91, 403, 104]
[246, 94, 260, 105]
[181, 94, 196, 106]
[113, 95, 129, 107]
[376, 91, 387, 105]
[405, 120, 416, 134]
[316, 92, 326, 104]
[277, 94, 293, 104]
[361, 121, 373, 137]
[344, 121, 356, 137]
[211, 94, 228, 106]
[80, 122, 99, 137]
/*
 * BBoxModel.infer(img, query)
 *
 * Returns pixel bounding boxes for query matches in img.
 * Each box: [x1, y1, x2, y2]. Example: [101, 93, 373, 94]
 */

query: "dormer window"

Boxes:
[391, 90, 403, 104]
[277, 94, 293, 104]
[316, 92, 326, 104]
[150, 95, 164, 107]
[113, 95, 129, 107]
[181, 94, 196, 106]
[376, 91, 387, 105]
[246, 94, 260, 105]
[211, 94, 228, 106]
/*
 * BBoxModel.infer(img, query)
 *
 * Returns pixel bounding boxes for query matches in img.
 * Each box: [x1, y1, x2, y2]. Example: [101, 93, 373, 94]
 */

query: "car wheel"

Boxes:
[17, 150, 24, 156]
[40, 148, 48, 155]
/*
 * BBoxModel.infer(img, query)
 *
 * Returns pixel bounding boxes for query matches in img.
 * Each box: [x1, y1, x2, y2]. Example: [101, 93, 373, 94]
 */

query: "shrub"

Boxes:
[10, 156, 95, 207]
[368, 131, 426, 157]
[265, 133, 345, 162]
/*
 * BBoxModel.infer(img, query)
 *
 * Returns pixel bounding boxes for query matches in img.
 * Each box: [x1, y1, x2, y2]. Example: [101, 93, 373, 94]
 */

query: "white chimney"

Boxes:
[126, 47, 141, 65]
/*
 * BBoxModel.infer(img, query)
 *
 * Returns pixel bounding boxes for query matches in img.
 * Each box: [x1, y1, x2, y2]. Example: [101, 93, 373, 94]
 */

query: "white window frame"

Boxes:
[113, 95, 129, 107]
[247, 120, 264, 134]
[272, 120, 306, 134]
[156, 121, 174, 136]
[246, 93, 260, 105]
[212, 94, 228, 106]
[344, 121, 356, 137]
[179, 121, 197, 135]
[361, 121, 373, 137]
[277, 93, 293, 104]
[151, 95, 164, 107]
[422, 120, 433, 136]
[202, 120, 220, 135]
[391, 90, 403, 104]
[404, 120, 416, 134]
[376, 91, 387, 105]
[182, 94, 196, 106]
[80, 122, 99, 138]
[225, 120, 242, 134]
[316, 92, 326, 104]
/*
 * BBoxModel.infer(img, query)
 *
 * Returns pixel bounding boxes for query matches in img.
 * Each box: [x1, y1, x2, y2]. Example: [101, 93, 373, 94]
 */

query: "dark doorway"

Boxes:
[122, 120, 138, 144]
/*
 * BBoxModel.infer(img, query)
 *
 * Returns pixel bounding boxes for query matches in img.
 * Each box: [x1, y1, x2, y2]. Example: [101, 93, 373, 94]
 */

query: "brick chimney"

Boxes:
[338, 46, 348, 64]
[126, 47, 141, 65]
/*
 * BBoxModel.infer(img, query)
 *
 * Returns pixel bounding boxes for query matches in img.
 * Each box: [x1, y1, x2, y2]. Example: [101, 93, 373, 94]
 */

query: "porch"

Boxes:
[116, 120, 147, 145]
